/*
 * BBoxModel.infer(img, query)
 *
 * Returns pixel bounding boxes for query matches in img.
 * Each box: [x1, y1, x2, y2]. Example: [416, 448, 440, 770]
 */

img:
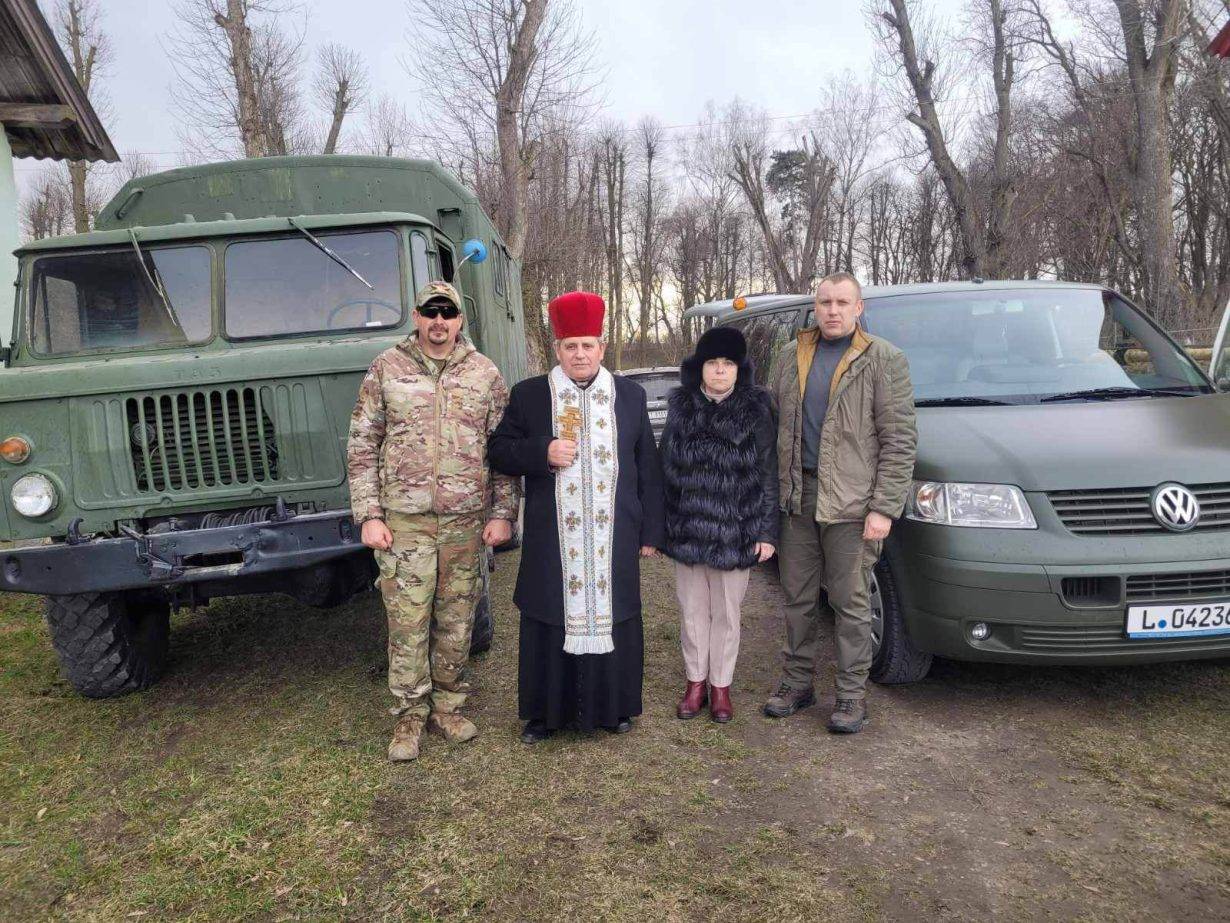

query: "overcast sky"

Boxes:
[15, 0, 971, 187]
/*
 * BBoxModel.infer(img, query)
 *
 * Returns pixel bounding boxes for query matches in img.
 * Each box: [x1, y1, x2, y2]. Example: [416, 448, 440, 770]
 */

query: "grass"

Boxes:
[1, 554, 1228, 920]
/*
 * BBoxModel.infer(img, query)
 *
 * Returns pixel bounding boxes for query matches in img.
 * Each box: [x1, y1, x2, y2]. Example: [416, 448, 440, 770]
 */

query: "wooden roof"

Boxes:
[0, 0, 117, 161]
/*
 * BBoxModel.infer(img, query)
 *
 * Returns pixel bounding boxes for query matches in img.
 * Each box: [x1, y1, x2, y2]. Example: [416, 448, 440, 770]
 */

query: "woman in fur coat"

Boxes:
[659, 327, 779, 723]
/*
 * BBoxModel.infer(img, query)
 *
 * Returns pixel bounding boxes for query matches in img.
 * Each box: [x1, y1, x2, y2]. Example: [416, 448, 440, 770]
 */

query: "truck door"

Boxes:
[1213, 298, 1229, 390]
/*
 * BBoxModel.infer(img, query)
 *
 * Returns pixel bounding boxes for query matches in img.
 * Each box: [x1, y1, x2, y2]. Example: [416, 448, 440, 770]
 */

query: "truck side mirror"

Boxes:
[460, 239, 488, 265]
[0, 346, 10, 366]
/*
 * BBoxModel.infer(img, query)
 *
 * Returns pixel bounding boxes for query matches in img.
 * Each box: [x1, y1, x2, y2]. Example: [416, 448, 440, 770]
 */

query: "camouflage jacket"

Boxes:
[347, 334, 521, 523]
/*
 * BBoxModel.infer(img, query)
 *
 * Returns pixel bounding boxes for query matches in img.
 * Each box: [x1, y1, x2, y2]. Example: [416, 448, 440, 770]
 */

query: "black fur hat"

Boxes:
[679, 326, 754, 391]
[693, 327, 747, 365]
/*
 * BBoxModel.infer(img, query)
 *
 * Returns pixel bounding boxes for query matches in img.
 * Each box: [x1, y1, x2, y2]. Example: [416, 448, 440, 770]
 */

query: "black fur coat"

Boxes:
[659, 360, 779, 571]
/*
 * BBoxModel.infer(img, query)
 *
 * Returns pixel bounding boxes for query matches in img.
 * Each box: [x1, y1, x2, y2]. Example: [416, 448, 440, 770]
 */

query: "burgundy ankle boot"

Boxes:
[676, 680, 707, 719]
[709, 685, 733, 723]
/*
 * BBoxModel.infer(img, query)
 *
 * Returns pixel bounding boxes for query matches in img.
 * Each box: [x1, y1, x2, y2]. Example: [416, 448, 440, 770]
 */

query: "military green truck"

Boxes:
[0, 155, 528, 697]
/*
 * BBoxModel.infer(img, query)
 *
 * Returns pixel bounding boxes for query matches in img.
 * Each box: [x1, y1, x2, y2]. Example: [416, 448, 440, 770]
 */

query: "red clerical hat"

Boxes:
[548, 290, 606, 340]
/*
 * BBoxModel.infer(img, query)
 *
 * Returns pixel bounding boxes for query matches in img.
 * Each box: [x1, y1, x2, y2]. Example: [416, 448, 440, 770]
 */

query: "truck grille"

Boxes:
[1048, 483, 1230, 535]
[126, 388, 279, 491]
[1125, 569, 1230, 601]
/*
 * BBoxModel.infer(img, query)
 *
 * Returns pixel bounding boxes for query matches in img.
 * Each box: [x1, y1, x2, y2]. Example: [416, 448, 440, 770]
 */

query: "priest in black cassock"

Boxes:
[489, 290, 665, 743]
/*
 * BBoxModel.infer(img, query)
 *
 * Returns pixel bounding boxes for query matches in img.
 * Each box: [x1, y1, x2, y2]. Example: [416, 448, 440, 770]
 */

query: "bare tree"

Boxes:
[315, 43, 368, 154]
[1024, 0, 1189, 325]
[873, 0, 1021, 279]
[596, 124, 628, 367]
[167, 0, 306, 159]
[724, 100, 834, 293]
[20, 168, 72, 241]
[361, 94, 418, 157]
[54, 0, 111, 233]
[628, 118, 668, 359]
[405, 0, 601, 371]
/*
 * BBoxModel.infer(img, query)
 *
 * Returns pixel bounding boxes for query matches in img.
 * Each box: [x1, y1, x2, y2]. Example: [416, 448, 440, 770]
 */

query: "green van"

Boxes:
[688, 282, 1230, 682]
[0, 156, 527, 697]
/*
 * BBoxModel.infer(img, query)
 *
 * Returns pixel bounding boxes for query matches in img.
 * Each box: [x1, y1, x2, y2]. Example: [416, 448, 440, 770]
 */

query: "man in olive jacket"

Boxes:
[763, 272, 917, 733]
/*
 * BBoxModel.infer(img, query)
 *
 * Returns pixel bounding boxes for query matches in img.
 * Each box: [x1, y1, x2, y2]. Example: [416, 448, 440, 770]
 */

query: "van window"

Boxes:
[862, 288, 1212, 403]
[725, 311, 804, 385]
[29, 245, 212, 355]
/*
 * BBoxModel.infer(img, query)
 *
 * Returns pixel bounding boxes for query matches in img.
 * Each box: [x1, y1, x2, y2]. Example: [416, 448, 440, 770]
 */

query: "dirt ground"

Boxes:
[1, 551, 1228, 921]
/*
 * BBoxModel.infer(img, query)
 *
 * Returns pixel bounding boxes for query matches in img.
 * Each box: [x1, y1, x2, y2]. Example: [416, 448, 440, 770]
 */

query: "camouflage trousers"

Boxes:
[375, 510, 483, 718]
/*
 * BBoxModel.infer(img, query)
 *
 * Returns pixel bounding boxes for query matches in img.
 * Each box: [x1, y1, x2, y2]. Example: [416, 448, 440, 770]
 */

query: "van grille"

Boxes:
[125, 388, 280, 492]
[1125, 569, 1230, 601]
[1048, 483, 1230, 535]
[1017, 624, 1229, 653]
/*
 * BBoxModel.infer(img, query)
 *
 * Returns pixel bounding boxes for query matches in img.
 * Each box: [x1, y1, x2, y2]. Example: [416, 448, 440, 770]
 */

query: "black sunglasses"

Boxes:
[418, 303, 461, 319]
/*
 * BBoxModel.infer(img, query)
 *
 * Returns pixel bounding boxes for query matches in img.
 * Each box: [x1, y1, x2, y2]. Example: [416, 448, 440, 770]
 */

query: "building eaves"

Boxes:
[0, 0, 118, 162]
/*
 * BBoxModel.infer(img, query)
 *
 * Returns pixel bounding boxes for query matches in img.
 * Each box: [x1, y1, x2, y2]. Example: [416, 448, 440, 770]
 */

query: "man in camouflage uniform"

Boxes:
[348, 281, 520, 761]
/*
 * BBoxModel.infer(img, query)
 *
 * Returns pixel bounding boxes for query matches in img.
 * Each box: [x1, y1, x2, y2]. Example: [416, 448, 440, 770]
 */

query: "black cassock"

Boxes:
[489, 371, 665, 731]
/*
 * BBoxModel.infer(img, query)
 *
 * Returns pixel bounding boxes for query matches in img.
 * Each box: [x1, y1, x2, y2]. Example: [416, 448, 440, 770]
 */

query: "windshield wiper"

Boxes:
[915, 396, 1013, 407]
[127, 228, 181, 329]
[288, 217, 374, 290]
[1040, 386, 1197, 403]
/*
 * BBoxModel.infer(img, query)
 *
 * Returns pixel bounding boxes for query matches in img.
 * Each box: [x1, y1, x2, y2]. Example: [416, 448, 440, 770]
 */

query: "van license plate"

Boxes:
[1126, 602, 1230, 639]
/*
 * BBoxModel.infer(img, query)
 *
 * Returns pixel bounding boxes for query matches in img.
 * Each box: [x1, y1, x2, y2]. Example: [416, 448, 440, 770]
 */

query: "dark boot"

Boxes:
[709, 685, 733, 723]
[762, 682, 816, 718]
[826, 699, 867, 734]
[676, 680, 708, 719]
[520, 720, 553, 744]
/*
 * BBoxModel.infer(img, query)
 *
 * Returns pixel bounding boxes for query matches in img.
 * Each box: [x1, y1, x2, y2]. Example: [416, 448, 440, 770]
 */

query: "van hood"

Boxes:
[914, 393, 1230, 491]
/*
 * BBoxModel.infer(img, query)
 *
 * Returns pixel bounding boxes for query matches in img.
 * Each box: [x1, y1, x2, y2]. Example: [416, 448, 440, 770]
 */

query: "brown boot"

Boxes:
[826, 699, 867, 734]
[428, 712, 479, 744]
[388, 714, 426, 761]
[762, 682, 815, 718]
[709, 684, 733, 723]
[676, 680, 708, 719]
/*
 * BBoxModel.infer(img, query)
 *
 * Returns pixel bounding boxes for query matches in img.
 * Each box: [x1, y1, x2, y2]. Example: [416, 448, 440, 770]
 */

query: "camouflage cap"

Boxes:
[415, 281, 462, 311]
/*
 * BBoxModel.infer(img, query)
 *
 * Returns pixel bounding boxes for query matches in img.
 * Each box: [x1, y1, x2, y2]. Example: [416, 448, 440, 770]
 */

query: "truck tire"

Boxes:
[44, 592, 170, 698]
[469, 549, 494, 656]
[469, 593, 494, 655]
[868, 557, 933, 685]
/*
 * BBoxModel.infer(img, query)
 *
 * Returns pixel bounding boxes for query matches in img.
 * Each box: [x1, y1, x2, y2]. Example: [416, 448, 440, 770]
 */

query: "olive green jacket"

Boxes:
[770, 326, 918, 522]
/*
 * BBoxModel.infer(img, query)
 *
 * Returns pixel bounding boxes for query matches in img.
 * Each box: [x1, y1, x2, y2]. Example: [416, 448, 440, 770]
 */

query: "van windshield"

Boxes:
[861, 289, 1213, 404]
[28, 246, 212, 355]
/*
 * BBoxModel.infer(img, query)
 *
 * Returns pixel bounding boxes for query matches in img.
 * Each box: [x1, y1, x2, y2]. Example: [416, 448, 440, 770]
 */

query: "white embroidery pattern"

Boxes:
[550, 365, 617, 654]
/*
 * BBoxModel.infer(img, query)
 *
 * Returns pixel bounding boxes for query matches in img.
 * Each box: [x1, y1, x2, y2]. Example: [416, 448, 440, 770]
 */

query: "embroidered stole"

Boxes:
[550, 365, 618, 654]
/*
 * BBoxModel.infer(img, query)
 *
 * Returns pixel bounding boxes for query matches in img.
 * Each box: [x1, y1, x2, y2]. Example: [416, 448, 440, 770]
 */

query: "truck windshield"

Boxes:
[28, 245, 212, 355]
[225, 229, 402, 338]
[862, 288, 1214, 404]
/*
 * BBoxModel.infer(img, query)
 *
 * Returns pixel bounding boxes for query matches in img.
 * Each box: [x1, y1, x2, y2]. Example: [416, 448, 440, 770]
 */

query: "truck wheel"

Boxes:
[469, 550, 494, 656]
[868, 556, 933, 685]
[44, 592, 170, 698]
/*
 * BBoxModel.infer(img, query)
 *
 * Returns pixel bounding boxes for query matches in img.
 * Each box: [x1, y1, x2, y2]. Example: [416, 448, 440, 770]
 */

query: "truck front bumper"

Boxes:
[1, 510, 363, 596]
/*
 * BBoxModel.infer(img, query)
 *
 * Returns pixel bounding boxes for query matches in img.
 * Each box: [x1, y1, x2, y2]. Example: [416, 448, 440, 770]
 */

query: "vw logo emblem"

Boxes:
[1151, 483, 1200, 532]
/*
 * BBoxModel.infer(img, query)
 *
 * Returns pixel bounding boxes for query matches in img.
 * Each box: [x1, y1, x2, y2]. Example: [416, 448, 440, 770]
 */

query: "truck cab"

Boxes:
[0, 155, 527, 697]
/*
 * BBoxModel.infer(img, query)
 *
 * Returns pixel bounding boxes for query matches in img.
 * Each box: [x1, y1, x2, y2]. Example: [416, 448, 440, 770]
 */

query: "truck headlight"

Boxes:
[907, 481, 1036, 529]
[11, 473, 58, 518]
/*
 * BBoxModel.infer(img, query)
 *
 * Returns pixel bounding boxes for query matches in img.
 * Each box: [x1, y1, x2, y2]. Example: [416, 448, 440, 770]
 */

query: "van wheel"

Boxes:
[44, 592, 170, 698]
[869, 557, 933, 685]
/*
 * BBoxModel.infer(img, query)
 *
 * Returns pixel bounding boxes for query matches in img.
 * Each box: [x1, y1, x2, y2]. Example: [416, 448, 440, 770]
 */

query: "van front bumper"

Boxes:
[897, 550, 1230, 664]
[0, 510, 364, 596]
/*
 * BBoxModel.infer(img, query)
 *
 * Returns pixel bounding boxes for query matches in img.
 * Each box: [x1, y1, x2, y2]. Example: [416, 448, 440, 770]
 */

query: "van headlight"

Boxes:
[11, 473, 58, 518]
[907, 481, 1036, 529]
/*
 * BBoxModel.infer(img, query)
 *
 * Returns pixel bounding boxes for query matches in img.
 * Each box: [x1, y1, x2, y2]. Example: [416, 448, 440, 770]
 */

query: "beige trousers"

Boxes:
[675, 562, 752, 687]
